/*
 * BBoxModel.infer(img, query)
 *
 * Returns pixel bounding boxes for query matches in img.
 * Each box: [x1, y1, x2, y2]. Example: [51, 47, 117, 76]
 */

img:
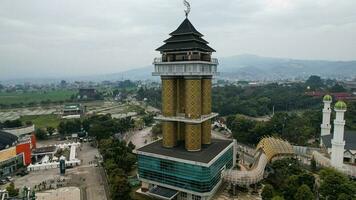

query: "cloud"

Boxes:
[0, 0, 355, 79]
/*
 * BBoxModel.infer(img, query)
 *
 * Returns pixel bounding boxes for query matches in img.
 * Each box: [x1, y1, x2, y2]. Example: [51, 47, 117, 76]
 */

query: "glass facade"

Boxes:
[138, 146, 233, 193]
[0, 154, 24, 177]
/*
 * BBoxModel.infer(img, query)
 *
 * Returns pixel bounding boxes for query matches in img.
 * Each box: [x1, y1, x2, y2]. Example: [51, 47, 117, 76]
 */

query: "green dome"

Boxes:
[335, 101, 347, 110]
[323, 95, 332, 102]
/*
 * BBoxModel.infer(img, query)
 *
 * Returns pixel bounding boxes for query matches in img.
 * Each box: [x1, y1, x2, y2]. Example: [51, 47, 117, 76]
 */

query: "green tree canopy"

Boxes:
[262, 184, 274, 200]
[294, 184, 314, 200]
[319, 168, 356, 200]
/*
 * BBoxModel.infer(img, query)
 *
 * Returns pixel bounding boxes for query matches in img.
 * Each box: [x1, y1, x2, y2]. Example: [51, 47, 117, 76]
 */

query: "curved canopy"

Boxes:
[256, 137, 294, 161]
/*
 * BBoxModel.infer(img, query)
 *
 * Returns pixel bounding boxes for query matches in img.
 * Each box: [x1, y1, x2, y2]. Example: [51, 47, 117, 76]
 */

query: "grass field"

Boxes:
[19, 114, 61, 129]
[0, 90, 76, 106]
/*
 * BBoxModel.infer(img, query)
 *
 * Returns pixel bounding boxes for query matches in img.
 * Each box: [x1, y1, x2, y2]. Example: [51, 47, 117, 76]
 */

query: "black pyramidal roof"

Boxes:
[156, 18, 215, 52]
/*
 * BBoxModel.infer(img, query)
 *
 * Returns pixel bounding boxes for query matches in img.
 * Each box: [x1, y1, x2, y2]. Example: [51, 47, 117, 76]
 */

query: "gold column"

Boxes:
[161, 78, 177, 148]
[162, 121, 177, 148]
[162, 78, 177, 116]
[201, 78, 212, 144]
[185, 79, 201, 119]
[185, 78, 202, 151]
[201, 120, 211, 145]
[185, 123, 201, 151]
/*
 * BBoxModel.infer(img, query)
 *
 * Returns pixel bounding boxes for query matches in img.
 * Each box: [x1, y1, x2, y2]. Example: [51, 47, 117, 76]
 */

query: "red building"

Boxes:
[16, 142, 31, 165]
[16, 134, 37, 166]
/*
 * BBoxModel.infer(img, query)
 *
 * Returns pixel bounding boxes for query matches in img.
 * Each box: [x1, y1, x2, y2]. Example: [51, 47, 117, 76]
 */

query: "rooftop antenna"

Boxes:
[183, 0, 191, 18]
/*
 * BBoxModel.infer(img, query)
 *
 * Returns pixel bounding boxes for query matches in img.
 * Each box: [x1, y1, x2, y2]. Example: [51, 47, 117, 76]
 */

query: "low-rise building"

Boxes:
[0, 131, 36, 177]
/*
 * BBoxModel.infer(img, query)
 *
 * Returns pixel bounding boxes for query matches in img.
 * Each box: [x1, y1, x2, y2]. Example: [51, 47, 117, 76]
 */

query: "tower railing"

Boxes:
[153, 57, 219, 64]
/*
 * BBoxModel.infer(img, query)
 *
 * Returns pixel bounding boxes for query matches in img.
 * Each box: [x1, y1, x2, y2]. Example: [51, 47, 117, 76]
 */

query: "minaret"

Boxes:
[331, 101, 347, 169]
[153, 16, 218, 151]
[320, 95, 332, 146]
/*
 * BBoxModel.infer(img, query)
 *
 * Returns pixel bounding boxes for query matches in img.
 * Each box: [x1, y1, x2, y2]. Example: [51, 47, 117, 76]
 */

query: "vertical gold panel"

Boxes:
[162, 78, 176, 117]
[162, 121, 177, 148]
[185, 79, 201, 119]
[185, 123, 201, 151]
[201, 120, 211, 145]
[201, 78, 212, 115]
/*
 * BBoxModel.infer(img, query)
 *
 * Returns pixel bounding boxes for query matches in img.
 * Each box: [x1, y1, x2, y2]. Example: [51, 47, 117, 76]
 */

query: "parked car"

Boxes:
[0, 179, 7, 185]
[6, 176, 13, 182]
[18, 170, 29, 177]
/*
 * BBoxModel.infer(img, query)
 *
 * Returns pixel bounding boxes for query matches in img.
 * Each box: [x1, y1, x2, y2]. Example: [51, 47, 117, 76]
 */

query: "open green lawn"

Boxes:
[0, 90, 76, 106]
[19, 114, 61, 129]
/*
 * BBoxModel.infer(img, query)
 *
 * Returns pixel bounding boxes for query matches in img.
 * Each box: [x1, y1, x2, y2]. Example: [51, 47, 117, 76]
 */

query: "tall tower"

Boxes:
[331, 101, 347, 169]
[137, 6, 234, 199]
[320, 95, 332, 146]
[153, 18, 218, 151]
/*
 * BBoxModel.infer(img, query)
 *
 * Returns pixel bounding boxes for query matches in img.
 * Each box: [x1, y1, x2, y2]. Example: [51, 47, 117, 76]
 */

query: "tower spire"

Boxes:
[183, 0, 191, 18]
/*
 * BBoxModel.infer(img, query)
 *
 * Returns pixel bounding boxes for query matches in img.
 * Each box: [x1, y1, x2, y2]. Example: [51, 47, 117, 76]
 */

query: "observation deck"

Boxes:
[152, 57, 219, 76]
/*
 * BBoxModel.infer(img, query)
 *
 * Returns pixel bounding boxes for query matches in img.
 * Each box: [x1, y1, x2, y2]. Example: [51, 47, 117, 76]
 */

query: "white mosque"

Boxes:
[320, 95, 356, 167]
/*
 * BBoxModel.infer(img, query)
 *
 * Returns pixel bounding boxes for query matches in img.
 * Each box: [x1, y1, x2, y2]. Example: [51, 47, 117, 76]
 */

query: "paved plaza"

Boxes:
[1, 140, 107, 200]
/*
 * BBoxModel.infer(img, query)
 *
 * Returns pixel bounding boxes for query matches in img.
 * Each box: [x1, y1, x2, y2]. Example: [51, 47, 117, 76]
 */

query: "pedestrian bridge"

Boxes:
[223, 137, 295, 186]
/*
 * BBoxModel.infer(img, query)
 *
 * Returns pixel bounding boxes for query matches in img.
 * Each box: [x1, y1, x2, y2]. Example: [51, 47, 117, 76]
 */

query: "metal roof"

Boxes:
[157, 18, 215, 53]
[0, 131, 18, 150]
[321, 131, 356, 150]
[157, 41, 215, 52]
[137, 138, 232, 164]
[169, 18, 203, 36]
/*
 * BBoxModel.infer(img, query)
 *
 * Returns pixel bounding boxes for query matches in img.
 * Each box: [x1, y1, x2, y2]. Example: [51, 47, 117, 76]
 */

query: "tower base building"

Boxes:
[137, 8, 234, 200]
[137, 139, 233, 200]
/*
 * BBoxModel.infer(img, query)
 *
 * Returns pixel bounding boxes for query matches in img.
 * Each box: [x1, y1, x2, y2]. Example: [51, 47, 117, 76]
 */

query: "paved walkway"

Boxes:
[36, 187, 80, 200]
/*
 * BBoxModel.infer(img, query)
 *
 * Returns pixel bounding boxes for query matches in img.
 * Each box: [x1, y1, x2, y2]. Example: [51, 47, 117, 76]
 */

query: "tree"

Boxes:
[110, 173, 131, 200]
[142, 113, 155, 126]
[294, 184, 313, 200]
[127, 141, 135, 151]
[6, 182, 19, 197]
[319, 168, 356, 200]
[262, 184, 274, 200]
[337, 193, 351, 200]
[310, 158, 317, 171]
[305, 75, 324, 89]
[47, 127, 55, 136]
[35, 128, 47, 140]
[271, 196, 284, 200]
[151, 123, 162, 137]
[58, 121, 67, 136]
[330, 84, 347, 92]
[3, 119, 23, 128]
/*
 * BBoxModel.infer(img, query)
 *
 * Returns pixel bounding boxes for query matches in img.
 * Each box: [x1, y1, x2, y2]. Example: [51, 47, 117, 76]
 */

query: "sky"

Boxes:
[0, 0, 356, 79]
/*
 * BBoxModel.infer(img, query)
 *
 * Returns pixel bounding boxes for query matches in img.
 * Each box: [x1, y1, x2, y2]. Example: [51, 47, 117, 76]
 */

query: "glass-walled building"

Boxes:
[137, 139, 234, 200]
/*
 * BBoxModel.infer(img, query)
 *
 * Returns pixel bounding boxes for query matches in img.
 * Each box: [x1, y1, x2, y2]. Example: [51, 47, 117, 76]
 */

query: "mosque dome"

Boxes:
[323, 95, 332, 102]
[335, 101, 347, 110]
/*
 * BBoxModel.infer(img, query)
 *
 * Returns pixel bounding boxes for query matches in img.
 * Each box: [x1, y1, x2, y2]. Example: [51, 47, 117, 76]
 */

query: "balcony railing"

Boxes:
[153, 57, 219, 65]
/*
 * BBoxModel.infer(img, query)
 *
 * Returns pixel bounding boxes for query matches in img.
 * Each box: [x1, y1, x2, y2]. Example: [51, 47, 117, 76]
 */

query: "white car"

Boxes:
[6, 176, 13, 182]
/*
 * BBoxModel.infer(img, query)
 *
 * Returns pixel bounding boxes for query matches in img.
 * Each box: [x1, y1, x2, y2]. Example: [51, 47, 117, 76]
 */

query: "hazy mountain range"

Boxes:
[92, 54, 356, 81]
[3, 54, 356, 84]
